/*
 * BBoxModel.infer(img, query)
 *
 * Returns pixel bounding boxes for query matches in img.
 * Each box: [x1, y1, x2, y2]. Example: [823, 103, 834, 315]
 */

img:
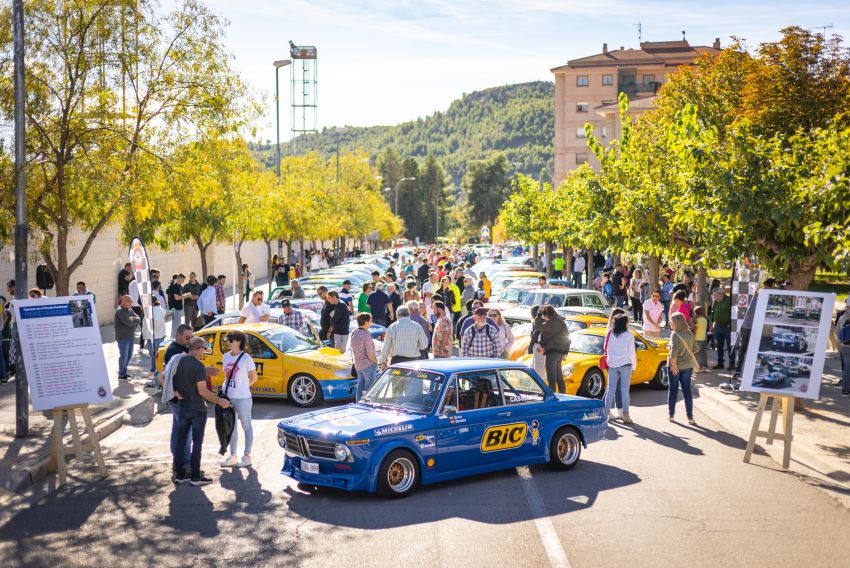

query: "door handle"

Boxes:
[497, 411, 511, 417]
[215, 362, 223, 365]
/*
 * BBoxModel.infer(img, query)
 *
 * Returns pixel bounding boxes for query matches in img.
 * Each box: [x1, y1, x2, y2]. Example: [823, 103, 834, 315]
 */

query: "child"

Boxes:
[693, 306, 709, 371]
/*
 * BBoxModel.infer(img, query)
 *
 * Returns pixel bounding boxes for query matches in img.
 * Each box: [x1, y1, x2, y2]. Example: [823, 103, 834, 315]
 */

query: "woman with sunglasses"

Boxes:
[221, 331, 258, 468]
[488, 309, 514, 358]
[642, 289, 664, 338]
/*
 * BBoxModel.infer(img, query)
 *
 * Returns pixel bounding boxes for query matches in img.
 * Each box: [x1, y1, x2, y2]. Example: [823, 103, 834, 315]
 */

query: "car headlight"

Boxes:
[563, 363, 574, 377]
[334, 443, 351, 461]
[334, 368, 352, 379]
[277, 429, 286, 448]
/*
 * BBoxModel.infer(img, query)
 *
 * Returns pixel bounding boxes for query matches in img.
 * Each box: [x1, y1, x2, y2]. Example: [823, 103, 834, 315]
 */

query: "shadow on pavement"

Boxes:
[284, 460, 641, 529]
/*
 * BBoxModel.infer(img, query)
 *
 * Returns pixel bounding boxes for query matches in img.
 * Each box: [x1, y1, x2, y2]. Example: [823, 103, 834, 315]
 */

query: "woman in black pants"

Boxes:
[538, 305, 571, 394]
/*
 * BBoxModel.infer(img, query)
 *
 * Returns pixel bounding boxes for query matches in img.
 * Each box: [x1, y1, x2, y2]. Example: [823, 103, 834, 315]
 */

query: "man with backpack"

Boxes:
[460, 307, 501, 358]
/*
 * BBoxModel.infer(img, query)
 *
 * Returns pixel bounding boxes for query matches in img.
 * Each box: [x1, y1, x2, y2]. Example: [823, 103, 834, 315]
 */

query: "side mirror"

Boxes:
[443, 405, 457, 416]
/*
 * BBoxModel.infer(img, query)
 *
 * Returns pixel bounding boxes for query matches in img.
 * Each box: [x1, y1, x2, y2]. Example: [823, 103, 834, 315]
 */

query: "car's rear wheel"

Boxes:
[288, 374, 323, 407]
[377, 449, 419, 499]
[650, 363, 669, 390]
[549, 426, 582, 470]
[577, 367, 605, 399]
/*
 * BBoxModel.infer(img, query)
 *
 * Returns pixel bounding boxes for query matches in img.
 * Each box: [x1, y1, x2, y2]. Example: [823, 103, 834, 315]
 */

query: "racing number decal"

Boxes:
[480, 422, 527, 452]
[256, 362, 264, 376]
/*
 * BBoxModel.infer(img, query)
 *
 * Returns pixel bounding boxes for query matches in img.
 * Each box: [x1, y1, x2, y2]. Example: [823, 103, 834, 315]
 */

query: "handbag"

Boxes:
[599, 330, 611, 370]
[217, 351, 245, 400]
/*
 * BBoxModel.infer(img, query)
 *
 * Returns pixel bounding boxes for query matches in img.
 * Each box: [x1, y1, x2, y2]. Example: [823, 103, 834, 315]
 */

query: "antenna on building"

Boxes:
[681, 30, 687, 41]
[634, 22, 642, 44]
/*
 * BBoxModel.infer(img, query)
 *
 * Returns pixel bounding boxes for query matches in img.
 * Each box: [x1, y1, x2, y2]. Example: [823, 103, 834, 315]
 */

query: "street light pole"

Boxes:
[12, 0, 28, 438]
[273, 59, 291, 179]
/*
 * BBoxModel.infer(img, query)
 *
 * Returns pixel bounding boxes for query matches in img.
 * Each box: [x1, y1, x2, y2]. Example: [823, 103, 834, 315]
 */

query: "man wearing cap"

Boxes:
[339, 280, 355, 313]
[380, 306, 429, 369]
[172, 336, 231, 486]
[279, 299, 306, 335]
[460, 307, 501, 358]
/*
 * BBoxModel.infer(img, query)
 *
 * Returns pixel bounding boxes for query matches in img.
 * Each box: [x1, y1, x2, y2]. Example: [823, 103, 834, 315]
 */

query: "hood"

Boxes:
[503, 306, 532, 322]
[278, 403, 420, 438]
[291, 347, 351, 368]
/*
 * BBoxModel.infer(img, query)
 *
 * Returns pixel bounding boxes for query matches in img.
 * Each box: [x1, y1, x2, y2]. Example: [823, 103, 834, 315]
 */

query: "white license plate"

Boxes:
[301, 461, 319, 474]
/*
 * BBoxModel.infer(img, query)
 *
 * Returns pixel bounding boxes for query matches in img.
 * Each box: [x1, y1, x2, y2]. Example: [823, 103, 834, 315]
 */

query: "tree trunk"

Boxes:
[235, 245, 244, 310]
[696, 265, 708, 313]
[786, 261, 817, 291]
[264, 239, 273, 294]
[565, 246, 573, 277]
[647, 255, 661, 293]
[299, 240, 305, 275]
[544, 241, 553, 278]
[194, 235, 211, 282]
[532, 243, 539, 265]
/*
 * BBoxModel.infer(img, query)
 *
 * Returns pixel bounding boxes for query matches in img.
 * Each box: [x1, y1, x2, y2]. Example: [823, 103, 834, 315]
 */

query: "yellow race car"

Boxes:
[507, 315, 610, 361]
[157, 323, 355, 407]
[517, 327, 669, 399]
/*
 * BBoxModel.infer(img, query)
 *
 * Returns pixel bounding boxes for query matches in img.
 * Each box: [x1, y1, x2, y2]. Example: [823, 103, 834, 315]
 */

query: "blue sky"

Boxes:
[203, 0, 850, 142]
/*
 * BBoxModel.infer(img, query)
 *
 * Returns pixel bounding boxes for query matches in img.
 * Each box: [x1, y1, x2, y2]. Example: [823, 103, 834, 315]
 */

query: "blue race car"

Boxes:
[277, 358, 607, 498]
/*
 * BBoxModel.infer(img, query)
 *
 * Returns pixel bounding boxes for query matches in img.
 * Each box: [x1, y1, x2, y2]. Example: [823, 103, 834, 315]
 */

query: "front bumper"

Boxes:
[282, 455, 375, 492]
[320, 378, 358, 401]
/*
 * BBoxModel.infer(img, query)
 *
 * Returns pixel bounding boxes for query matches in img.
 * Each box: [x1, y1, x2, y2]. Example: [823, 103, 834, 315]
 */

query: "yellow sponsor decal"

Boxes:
[480, 422, 527, 452]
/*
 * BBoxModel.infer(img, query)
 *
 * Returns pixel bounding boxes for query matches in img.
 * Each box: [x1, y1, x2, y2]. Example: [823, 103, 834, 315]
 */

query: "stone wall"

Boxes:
[0, 224, 277, 325]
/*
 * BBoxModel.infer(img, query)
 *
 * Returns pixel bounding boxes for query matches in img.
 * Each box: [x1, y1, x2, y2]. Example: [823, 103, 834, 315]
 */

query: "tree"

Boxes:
[462, 153, 511, 235]
[0, 0, 254, 294]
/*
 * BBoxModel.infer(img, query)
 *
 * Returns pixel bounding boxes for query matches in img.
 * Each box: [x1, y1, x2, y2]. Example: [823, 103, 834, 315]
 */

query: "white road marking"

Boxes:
[517, 466, 571, 568]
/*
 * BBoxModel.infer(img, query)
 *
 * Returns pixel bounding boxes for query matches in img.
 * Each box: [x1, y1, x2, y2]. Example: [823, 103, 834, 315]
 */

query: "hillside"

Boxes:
[253, 81, 554, 183]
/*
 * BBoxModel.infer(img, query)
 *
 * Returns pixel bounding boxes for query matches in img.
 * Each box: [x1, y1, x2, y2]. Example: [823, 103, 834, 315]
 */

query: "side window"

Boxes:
[247, 334, 277, 359]
[456, 372, 503, 411]
[634, 337, 647, 351]
[583, 294, 605, 309]
[440, 377, 458, 413]
[202, 334, 215, 355]
[499, 369, 546, 404]
[566, 295, 582, 307]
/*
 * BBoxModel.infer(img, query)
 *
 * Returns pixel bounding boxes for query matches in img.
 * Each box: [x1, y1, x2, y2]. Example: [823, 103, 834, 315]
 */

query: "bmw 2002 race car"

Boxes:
[277, 358, 607, 498]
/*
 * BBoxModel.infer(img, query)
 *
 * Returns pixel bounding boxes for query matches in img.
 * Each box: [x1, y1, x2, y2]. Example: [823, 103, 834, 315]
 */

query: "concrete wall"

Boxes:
[0, 224, 276, 325]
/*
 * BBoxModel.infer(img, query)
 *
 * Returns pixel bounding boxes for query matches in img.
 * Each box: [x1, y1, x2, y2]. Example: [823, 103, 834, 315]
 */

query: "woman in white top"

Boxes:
[488, 308, 514, 358]
[628, 268, 647, 324]
[143, 297, 168, 378]
[603, 313, 637, 424]
[221, 330, 258, 468]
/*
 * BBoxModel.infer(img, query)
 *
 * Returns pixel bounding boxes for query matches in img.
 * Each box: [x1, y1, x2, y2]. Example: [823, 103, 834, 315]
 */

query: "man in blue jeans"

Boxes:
[172, 337, 231, 486]
[710, 289, 733, 370]
[114, 295, 140, 380]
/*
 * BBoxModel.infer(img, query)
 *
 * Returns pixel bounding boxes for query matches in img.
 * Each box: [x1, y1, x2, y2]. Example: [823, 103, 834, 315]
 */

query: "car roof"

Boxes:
[528, 287, 594, 294]
[392, 357, 533, 374]
[205, 323, 290, 333]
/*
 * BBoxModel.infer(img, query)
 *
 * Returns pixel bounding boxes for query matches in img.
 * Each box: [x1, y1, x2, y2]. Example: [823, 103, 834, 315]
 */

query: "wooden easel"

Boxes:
[743, 393, 795, 469]
[49, 404, 107, 486]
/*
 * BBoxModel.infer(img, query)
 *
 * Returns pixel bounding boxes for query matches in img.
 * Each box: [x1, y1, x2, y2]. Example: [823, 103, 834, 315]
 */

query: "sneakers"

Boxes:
[668, 416, 675, 422]
[220, 455, 238, 468]
[190, 475, 213, 486]
[621, 414, 633, 424]
[237, 455, 252, 468]
[688, 417, 697, 425]
[174, 475, 190, 485]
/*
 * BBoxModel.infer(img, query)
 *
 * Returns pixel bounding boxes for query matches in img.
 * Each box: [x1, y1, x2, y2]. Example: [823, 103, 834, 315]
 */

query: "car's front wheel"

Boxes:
[288, 374, 323, 407]
[650, 363, 669, 389]
[377, 449, 420, 498]
[549, 426, 582, 470]
[577, 367, 605, 399]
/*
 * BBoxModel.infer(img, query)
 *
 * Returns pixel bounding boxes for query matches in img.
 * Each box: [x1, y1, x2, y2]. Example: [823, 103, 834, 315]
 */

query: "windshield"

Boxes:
[520, 292, 566, 308]
[362, 368, 444, 413]
[261, 328, 319, 354]
[569, 333, 605, 355]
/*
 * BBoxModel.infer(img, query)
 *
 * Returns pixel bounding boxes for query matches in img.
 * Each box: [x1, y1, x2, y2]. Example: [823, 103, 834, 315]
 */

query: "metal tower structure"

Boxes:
[289, 41, 317, 150]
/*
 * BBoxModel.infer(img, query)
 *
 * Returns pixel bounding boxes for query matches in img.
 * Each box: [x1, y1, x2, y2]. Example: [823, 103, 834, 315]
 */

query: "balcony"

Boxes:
[618, 82, 660, 96]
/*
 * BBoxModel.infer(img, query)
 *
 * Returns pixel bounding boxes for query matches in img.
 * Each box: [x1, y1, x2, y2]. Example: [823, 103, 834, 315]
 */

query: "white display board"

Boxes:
[13, 295, 112, 411]
[740, 290, 834, 400]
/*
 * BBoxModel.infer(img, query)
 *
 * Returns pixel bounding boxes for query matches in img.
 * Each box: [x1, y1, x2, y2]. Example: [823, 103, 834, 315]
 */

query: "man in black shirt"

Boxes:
[327, 291, 351, 351]
[611, 265, 627, 308]
[181, 272, 202, 329]
[173, 337, 230, 486]
[416, 260, 430, 287]
[317, 286, 332, 342]
[117, 263, 133, 298]
[166, 274, 186, 338]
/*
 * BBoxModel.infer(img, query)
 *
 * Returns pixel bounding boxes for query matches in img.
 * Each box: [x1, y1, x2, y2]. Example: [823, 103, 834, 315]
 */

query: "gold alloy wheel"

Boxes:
[386, 457, 415, 493]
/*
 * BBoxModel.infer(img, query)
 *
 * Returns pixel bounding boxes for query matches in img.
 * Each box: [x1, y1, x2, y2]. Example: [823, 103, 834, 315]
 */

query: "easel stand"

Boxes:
[743, 393, 795, 469]
[49, 404, 107, 486]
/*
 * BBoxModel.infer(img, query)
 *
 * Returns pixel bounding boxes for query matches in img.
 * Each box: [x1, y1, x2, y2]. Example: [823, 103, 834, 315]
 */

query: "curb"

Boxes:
[695, 384, 849, 487]
[0, 390, 162, 499]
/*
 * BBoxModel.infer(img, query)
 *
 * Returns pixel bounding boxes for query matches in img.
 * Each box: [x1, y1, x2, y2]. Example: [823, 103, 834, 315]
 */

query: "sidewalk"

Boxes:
[695, 351, 850, 488]
[0, 279, 267, 500]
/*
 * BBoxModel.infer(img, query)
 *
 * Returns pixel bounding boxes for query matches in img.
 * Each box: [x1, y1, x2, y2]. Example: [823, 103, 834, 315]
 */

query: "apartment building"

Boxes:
[551, 38, 721, 185]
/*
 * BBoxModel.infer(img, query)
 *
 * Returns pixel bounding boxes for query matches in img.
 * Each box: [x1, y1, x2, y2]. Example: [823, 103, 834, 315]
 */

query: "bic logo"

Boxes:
[480, 422, 527, 452]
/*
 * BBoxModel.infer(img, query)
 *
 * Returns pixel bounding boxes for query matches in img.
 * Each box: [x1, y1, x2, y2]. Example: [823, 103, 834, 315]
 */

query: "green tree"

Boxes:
[462, 153, 511, 235]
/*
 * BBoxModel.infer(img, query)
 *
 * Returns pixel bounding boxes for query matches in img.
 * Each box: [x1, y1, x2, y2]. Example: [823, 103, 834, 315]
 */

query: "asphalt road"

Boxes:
[1, 386, 849, 568]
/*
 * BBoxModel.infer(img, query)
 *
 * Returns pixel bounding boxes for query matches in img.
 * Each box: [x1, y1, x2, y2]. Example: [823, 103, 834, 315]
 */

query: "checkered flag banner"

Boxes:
[730, 260, 761, 346]
[128, 237, 154, 340]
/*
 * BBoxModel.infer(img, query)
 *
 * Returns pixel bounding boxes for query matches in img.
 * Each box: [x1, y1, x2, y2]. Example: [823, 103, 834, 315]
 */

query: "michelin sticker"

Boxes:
[373, 424, 413, 437]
